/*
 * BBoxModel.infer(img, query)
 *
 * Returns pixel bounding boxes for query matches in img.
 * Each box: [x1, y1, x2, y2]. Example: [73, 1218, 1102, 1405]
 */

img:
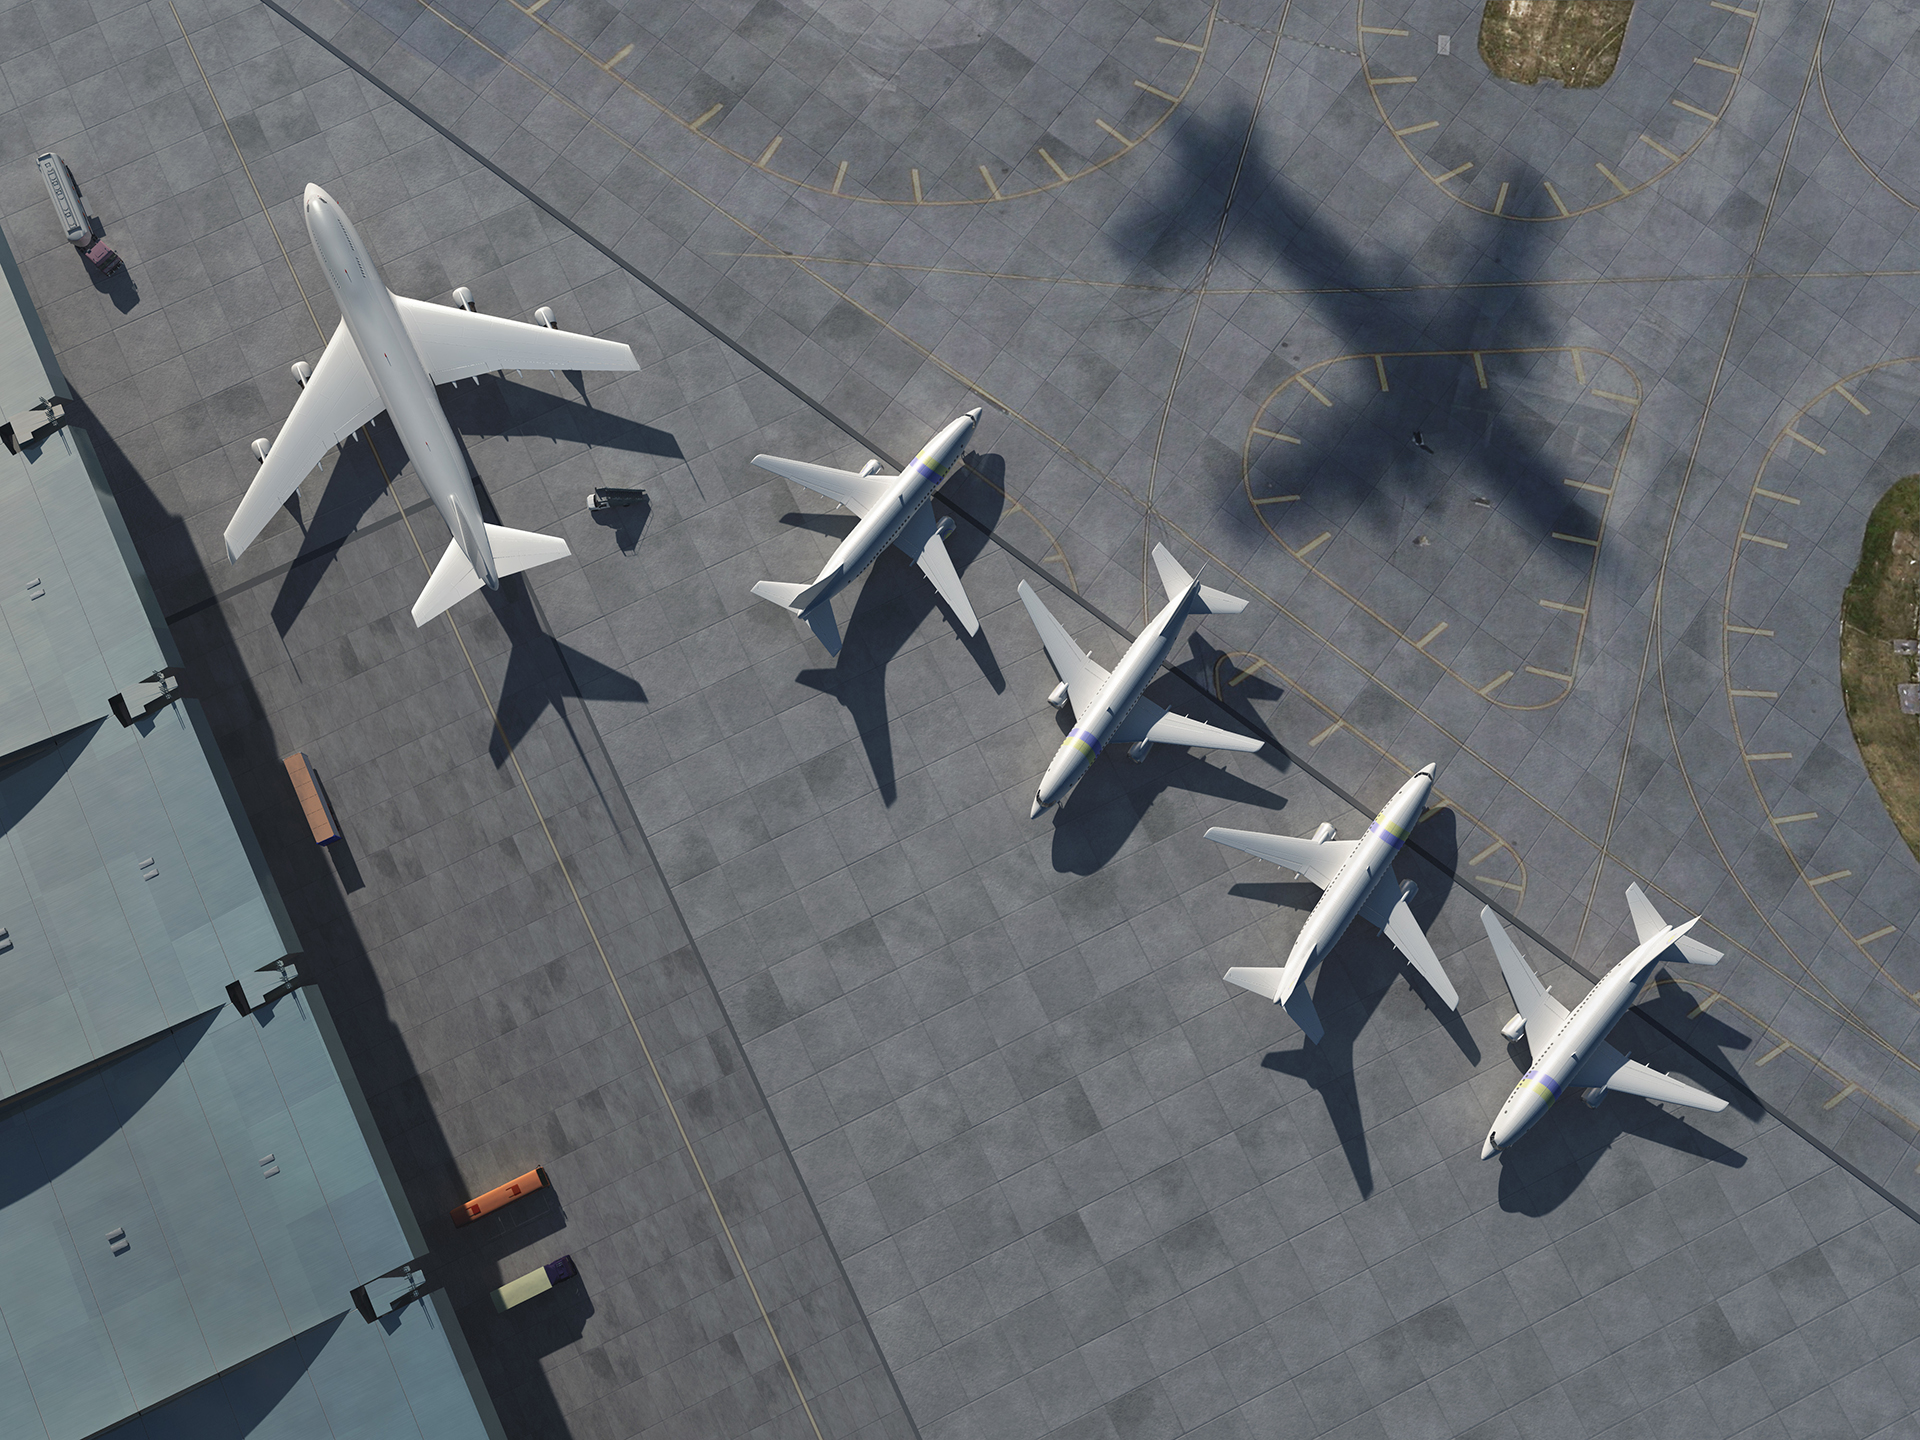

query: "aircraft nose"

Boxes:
[304, 182, 324, 205]
[1480, 1133, 1500, 1160]
[1417, 763, 1437, 778]
[965, 406, 982, 421]
[1029, 793, 1048, 819]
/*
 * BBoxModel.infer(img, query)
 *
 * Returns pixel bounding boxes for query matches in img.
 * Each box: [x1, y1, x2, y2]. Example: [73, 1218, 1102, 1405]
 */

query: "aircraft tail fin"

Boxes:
[1223, 966, 1324, 1043]
[1624, 883, 1722, 964]
[411, 524, 568, 627]
[752, 576, 843, 655]
[1150, 542, 1247, 614]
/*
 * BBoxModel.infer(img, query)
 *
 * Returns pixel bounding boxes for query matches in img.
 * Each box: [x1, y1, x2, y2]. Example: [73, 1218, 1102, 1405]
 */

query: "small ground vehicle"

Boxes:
[37, 152, 120, 276]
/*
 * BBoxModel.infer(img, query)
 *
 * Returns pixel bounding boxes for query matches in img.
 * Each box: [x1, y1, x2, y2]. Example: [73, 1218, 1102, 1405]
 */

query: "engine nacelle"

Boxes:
[453, 286, 476, 312]
[858, 459, 881, 477]
[1127, 739, 1153, 763]
[535, 305, 558, 329]
[1311, 822, 1335, 843]
[1046, 681, 1069, 709]
[1399, 879, 1418, 903]
[291, 360, 311, 388]
[934, 515, 955, 539]
[251, 437, 271, 463]
[1500, 1013, 1526, 1042]
[1583, 1085, 1609, 1108]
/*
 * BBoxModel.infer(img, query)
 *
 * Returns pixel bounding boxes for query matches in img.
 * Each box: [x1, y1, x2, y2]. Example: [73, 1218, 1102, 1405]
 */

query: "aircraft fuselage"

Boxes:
[303, 183, 495, 587]
[1284, 765, 1434, 989]
[1032, 582, 1198, 814]
[1482, 931, 1675, 1156]
[806, 410, 976, 605]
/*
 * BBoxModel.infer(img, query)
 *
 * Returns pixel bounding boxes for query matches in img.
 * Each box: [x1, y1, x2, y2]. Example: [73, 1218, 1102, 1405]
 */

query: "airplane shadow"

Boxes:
[1634, 970, 1765, 1122]
[479, 579, 645, 773]
[1130, 105, 1596, 550]
[271, 428, 402, 635]
[794, 455, 1007, 805]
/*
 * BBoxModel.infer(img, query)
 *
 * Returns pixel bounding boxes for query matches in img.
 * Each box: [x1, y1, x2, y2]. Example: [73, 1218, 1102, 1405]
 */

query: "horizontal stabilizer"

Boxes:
[1224, 966, 1324, 1043]
[1625, 883, 1722, 964]
[411, 524, 569, 627]
[752, 580, 809, 611]
[753, 574, 844, 655]
[413, 539, 485, 626]
[1150, 542, 1248, 614]
[1206, 826, 1351, 889]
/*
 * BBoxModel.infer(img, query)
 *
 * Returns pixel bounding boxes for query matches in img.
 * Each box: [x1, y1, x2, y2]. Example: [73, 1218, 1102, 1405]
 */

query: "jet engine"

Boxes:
[1582, 1084, 1609, 1108]
[1500, 1013, 1526, 1041]
[1399, 879, 1418, 903]
[1127, 740, 1153, 763]
[453, 286, 476, 312]
[935, 516, 955, 538]
[291, 360, 311, 388]
[1311, 822, 1335, 843]
[858, 459, 881, 477]
[1046, 681, 1069, 709]
[251, 438, 271, 463]
[535, 306, 558, 329]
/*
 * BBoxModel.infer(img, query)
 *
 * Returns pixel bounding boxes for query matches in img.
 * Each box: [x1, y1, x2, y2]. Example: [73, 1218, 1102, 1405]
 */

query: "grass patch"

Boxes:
[1478, 0, 1635, 88]
[1840, 475, 1920, 864]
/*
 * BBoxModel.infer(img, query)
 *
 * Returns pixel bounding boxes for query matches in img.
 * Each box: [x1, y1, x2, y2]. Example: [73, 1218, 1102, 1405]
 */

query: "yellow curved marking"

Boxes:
[1204, 651, 1527, 903]
[1243, 348, 1634, 710]
[449, 0, 1218, 206]
[1816, 28, 1920, 211]
[1729, 360, 1920, 1006]
[1356, 0, 1760, 220]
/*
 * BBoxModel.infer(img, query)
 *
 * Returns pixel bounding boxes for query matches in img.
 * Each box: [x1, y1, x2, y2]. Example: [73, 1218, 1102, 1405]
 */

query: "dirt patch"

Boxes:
[1840, 478, 1920, 864]
[1478, 0, 1635, 88]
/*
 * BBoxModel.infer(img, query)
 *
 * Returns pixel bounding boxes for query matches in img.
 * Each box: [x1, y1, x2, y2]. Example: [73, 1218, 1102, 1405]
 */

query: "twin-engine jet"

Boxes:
[223, 184, 641, 626]
[750, 410, 982, 655]
[1206, 764, 1458, 1042]
[1019, 544, 1262, 817]
[1480, 886, 1727, 1158]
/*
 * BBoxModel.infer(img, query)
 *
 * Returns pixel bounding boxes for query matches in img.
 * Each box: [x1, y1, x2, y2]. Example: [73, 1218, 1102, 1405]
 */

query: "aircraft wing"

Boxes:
[393, 295, 640, 387]
[1205, 827, 1355, 890]
[1480, 906, 1569, 1052]
[894, 504, 978, 634]
[1018, 580, 1109, 714]
[1112, 699, 1264, 753]
[751, 455, 894, 517]
[1571, 1041, 1728, 1112]
[223, 319, 383, 561]
[1358, 873, 1459, 1008]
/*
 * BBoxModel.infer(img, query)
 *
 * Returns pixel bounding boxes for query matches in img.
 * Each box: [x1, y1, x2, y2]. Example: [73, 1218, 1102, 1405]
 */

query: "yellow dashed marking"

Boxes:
[1539, 600, 1586, 614]
[758, 136, 783, 166]
[1135, 80, 1179, 102]
[1754, 487, 1799, 504]
[1039, 148, 1069, 181]
[1252, 494, 1301, 506]
[1553, 532, 1598, 547]
[1757, 1039, 1792, 1065]
[604, 42, 633, 67]
[832, 160, 849, 194]
[1837, 384, 1869, 415]
[1472, 353, 1488, 387]
[1298, 377, 1333, 406]
[1808, 871, 1852, 886]
[1565, 479, 1611, 495]
[1494, 181, 1509, 215]
[1731, 689, 1778, 697]
[1478, 671, 1513, 696]
[1770, 812, 1818, 825]
[1478, 875, 1523, 893]
[1785, 427, 1826, 454]
[1415, 622, 1448, 649]
[1824, 1083, 1858, 1108]
[1374, 75, 1419, 84]
[1695, 58, 1740, 73]
[1727, 624, 1774, 636]
[1640, 133, 1681, 162]
[1525, 666, 1573, 681]
[1858, 925, 1897, 945]
[1711, 1, 1756, 13]
[1469, 839, 1504, 865]
[1434, 160, 1474, 183]
[1591, 389, 1637, 405]
[1309, 721, 1343, 746]
[1741, 532, 1787, 549]
[1571, 351, 1586, 385]
[1157, 36, 1204, 49]
[1374, 355, 1389, 390]
[1745, 752, 1792, 761]
[1687, 994, 1718, 1018]
[1396, 120, 1440, 137]
[1361, 25, 1410, 34]
[1096, 119, 1132, 144]
[1253, 427, 1300, 443]
[980, 166, 1001, 199]
[1544, 181, 1568, 216]
[691, 103, 723, 130]
[1297, 531, 1332, 558]
[1596, 163, 1630, 195]
[1672, 99, 1719, 121]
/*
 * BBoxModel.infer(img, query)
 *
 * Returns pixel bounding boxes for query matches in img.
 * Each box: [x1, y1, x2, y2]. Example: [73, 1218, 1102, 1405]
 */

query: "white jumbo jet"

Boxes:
[1479, 886, 1727, 1159]
[750, 409, 982, 655]
[1206, 764, 1458, 1043]
[1019, 544, 1262, 818]
[223, 184, 640, 627]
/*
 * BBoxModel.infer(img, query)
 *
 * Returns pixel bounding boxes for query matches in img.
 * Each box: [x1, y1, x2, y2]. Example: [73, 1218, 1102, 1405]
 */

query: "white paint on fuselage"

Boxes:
[1284, 766, 1433, 990]
[1482, 926, 1685, 1156]
[803, 410, 976, 607]
[1031, 580, 1197, 814]
[303, 183, 496, 587]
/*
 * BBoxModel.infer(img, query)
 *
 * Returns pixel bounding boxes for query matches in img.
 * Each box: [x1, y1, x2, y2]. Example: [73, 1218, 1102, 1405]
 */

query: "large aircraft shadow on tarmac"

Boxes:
[1251, 811, 1475, 1197]
[794, 454, 1007, 805]
[1131, 105, 1600, 545]
[76, 405, 582, 1439]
